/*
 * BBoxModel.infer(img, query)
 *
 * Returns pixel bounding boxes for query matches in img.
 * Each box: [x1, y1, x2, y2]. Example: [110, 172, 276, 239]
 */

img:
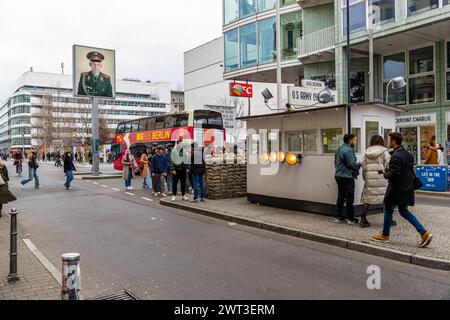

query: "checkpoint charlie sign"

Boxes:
[288, 86, 338, 107]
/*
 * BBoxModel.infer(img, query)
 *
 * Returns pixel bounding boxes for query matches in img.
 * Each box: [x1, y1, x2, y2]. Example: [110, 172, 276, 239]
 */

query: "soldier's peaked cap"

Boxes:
[87, 51, 105, 62]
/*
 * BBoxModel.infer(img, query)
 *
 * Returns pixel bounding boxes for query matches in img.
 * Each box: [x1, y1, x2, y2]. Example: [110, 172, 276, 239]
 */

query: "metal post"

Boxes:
[91, 97, 100, 176]
[368, 0, 374, 103]
[346, 0, 352, 134]
[276, 0, 282, 110]
[61, 253, 81, 300]
[246, 79, 251, 116]
[8, 208, 20, 282]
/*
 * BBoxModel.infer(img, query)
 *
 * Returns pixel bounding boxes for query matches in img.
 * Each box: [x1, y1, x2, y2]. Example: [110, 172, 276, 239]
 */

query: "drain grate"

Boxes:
[91, 289, 140, 300]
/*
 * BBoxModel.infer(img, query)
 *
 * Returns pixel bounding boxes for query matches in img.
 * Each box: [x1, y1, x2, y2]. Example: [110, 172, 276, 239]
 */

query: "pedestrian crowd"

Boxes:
[334, 132, 434, 248]
[122, 138, 207, 202]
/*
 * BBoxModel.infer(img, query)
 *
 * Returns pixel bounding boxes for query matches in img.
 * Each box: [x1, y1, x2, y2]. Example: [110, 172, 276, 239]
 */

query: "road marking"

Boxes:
[142, 197, 153, 202]
[101, 185, 108, 188]
[112, 188, 120, 191]
[125, 192, 135, 196]
[92, 182, 99, 185]
[86, 180, 91, 182]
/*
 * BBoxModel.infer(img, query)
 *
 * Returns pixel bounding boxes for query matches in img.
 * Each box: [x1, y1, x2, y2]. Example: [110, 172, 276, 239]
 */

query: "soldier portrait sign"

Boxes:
[73, 45, 116, 98]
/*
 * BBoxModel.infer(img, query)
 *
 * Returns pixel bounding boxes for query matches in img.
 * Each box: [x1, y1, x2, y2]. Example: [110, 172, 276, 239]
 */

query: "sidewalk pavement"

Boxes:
[0, 211, 60, 300]
[161, 197, 450, 270]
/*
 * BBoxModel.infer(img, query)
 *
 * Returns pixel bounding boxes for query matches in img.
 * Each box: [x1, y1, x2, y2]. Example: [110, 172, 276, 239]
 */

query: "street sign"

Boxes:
[230, 83, 253, 98]
[288, 86, 338, 107]
[416, 166, 448, 192]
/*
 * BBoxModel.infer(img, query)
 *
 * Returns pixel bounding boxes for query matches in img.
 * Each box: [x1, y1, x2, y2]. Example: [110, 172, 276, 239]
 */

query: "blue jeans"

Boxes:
[21, 168, 40, 188]
[65, 171, 74, 188]
[167, 174, 173, 193]
[193, 174, 206, 200]
[383, 205, 427, 237]
[125, 168, 132, 188]
[143, 169, 152, 189]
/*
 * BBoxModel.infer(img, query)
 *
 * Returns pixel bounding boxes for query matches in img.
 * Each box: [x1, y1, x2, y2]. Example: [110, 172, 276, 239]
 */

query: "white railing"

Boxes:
[298, 26, 335, 58]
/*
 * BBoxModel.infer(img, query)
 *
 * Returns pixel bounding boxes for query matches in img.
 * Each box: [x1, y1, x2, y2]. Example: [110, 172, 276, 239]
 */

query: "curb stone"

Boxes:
[160, 200, 450, 271]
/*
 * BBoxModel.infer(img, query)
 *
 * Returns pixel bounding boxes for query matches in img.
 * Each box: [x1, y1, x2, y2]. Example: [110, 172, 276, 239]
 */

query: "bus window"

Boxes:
[155, 117, 164, 129]
[175, 114, 189, 127]
[194, 110, 223, 129]
[116, 123, 125, 134]
[131, 144, 147, 159]
[131, 121, 139, 132]
[111, 144, 125, 160]
[147, 118, 156, 130]
[123, 122, 131, 133]
[165, 116, 176, 128]
[138, 119, 147, 132]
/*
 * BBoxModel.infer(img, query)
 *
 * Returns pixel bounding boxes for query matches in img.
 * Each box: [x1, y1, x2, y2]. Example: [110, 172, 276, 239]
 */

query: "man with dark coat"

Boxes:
[371, 132, 433, 248]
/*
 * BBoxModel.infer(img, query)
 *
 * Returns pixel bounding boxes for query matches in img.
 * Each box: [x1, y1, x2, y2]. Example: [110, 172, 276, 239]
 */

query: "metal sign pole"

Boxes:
[91, 97, 100, 176]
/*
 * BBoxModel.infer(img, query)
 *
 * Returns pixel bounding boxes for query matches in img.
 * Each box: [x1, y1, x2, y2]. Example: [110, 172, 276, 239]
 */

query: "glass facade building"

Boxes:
[223, 0, 301, 73]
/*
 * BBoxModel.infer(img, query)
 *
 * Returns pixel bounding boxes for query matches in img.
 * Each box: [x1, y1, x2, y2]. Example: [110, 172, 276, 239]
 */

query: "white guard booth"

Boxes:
[239, 103, 404, 216]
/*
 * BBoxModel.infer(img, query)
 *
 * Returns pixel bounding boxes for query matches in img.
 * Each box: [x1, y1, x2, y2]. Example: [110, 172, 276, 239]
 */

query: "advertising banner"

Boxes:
[416, 166, 448, 192]
[288, 86, 338, 107]
[73, 45, 116, 98]
[230, 83, 253, 98]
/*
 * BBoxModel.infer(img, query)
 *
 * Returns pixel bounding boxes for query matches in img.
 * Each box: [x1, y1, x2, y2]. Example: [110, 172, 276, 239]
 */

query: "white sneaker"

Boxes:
[161, 193, 167, 197]
[182, 195, 189, 201]
[129, 187, 134, 190]
[171, 196, 176, 202]
[157, 192, 161, 197]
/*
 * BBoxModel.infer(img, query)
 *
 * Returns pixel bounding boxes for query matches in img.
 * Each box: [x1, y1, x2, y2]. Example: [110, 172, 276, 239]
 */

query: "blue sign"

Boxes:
[416, 166, 448, 192]
[448, 166, 450, 192]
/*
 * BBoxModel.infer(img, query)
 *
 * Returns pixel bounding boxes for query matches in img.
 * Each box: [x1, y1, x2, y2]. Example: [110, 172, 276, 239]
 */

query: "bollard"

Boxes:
[61, 253, 81, 300]
[7, 208, 20, 282]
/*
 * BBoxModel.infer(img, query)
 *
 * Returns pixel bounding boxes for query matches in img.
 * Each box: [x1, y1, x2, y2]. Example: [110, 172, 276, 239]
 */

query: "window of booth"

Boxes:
[365, 121, 380, 149]
[286, 132, 303, 152]
[322, 128, 343, 154]
[384, 128, 393, 148]
[352, 128, 361, 154]
[250, 134, 260, 155]
[304, 130, 318, 153]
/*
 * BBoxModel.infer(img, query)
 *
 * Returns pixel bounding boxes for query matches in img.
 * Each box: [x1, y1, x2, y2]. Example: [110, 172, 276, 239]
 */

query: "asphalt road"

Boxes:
[4, 162, 450, 300]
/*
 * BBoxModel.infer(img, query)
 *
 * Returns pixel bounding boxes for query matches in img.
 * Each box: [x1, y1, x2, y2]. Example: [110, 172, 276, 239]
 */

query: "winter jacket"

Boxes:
[335, 144, 361, 179]
[361, 146, 391, 205]
[122, 153, 136, 181]
[191, 148, 206, 176]
[425, 146, 438, 165]
[151, 153, 168, 174]
[28, 155, 39, 169]
[63, 156, 76, 173]
[383, 146, 415, 207]
[140, 153, 150, 178]
[0, 163, 17, 204]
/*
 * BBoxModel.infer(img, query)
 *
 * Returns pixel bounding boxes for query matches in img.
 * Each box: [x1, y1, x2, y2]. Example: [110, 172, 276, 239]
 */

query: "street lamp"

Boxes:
[385, 76, 407, 104]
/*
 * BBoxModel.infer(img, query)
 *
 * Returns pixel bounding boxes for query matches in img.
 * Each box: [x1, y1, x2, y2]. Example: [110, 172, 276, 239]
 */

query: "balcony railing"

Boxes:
[297, 26, 335, 58]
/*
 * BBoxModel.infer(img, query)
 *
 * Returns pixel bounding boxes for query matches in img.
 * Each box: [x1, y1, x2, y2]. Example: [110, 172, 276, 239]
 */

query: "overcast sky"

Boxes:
[0, 0, 222, 101]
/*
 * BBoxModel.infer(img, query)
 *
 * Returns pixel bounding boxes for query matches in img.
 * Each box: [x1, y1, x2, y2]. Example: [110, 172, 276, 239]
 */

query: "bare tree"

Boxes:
[34, 94, 54, 150]
[218, 96, 247, 144]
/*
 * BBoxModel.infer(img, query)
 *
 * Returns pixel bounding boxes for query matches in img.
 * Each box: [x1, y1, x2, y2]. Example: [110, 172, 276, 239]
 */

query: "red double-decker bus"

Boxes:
[112, 110, 226, 171]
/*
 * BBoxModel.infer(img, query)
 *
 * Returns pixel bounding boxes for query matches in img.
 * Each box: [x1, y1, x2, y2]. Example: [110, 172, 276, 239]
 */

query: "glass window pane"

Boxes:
[258, 17, 276, 64]
[383, 80, 406, 105]
[447, 72, 450, 101]
[286, 132, 302, 152]
[447, 42, 450, 69]
[258, 0, 276, 12]
[409, 46, 434, 75]
[445, 0, 449, 5]
[407, 0, 439, 16]
[409, 75, 435, 104]
[155, 117, 164, 129]
[281, 11, 302, 60]
[365, 121, 379, 149]
[303, 130, 318, 153]
[383, 53, 405, 79]
[322, 128, 343, 154]
[147, 118, 155, 130]
[372, 0, 395, 22]
[342, 3, 366, 35]
[224, 29, 239, 72]
[399, 127, 418, 164]
[224, 0, 239, 25]
[352, 128, 361, 154]
[282, 0, 297, 5]
[239, 0, 256, 19]
[350, 71, 365, 103]
[239, 23, 257, 68]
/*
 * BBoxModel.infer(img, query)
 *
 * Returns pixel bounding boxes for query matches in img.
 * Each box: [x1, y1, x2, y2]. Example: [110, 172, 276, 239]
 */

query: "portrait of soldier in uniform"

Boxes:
[77, 51, 113, 97]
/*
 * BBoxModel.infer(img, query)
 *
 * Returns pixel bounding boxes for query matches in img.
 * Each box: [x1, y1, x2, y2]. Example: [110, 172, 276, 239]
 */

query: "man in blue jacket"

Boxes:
[151, 145, 168, 197]
[334, 134, 362, 224]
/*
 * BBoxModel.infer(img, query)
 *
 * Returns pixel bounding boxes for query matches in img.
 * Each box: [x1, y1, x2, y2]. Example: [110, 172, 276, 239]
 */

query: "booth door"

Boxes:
[363, 117, 381, 151]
